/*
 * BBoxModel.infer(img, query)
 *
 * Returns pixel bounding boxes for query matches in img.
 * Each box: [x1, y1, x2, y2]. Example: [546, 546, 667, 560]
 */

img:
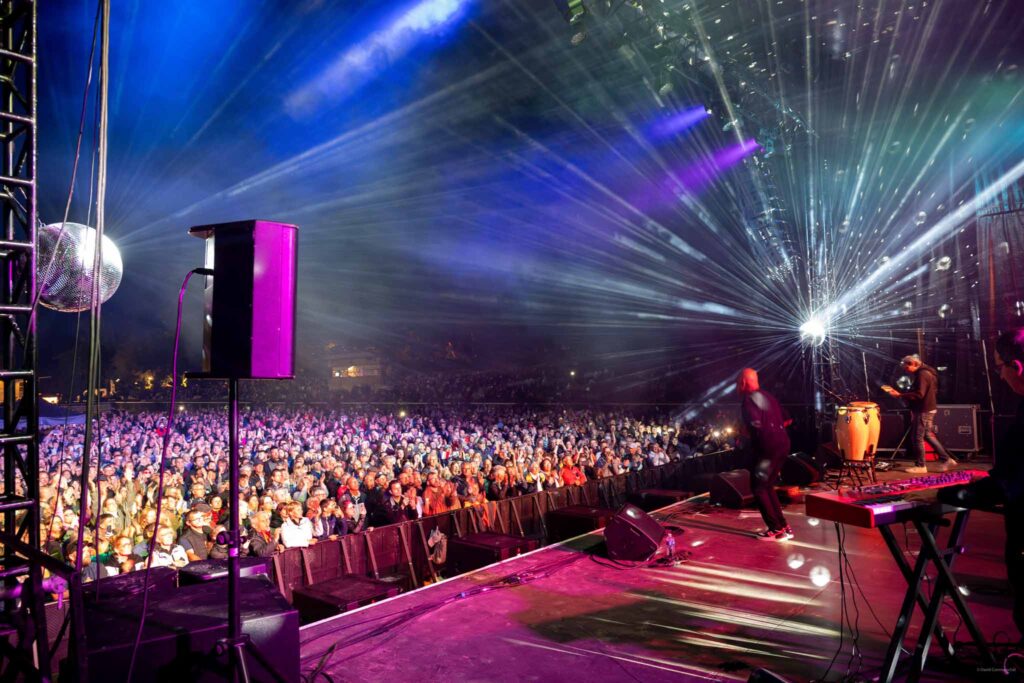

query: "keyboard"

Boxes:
[804, 470, 988, 528]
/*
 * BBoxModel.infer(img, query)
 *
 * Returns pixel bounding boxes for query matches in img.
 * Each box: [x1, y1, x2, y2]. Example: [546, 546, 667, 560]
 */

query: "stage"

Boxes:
[298, 481, 1015, 682]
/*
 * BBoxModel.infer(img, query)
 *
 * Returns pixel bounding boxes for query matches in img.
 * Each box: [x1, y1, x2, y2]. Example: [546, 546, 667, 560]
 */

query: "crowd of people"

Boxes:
[33, 404, 736, 578]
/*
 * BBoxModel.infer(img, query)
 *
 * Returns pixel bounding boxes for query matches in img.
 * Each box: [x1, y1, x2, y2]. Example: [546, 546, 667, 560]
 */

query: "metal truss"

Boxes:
[0, 2, 84, 680]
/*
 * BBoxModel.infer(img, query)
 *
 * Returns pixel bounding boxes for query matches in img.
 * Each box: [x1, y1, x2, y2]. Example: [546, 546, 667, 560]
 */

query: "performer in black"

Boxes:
[938, 328, 1024, 640]
[883, 354, 957, 474]
[737, 368, 793, 541]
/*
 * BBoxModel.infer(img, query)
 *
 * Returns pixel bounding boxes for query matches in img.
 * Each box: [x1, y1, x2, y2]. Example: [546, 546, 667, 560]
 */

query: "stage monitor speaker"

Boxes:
[779, 452, 822, 487]
[448, 532, 539, 574]
[545, 505, 616, 542]
[177, 556, 272, 585]
[189, 219, 298, 379]
[604, 504, 667, 562]
[933, 404, 980, 452]
[813, 442, 844, 470]
[72, 575, 299, 682]
[82, 565, 178, 603]
[710, 469, 754, 508]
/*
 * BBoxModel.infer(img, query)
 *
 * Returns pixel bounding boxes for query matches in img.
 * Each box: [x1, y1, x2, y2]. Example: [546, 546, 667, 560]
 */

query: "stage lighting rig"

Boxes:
[553, 0, 584, 25]
[553, 0, 586, 45]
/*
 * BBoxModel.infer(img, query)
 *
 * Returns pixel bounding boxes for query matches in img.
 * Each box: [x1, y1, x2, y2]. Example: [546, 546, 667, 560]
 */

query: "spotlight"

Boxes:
[799, 318, 827, 346]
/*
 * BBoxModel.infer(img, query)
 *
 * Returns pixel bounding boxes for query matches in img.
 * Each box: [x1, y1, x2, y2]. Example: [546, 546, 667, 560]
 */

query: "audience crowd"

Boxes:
[30, 399, 735, 579]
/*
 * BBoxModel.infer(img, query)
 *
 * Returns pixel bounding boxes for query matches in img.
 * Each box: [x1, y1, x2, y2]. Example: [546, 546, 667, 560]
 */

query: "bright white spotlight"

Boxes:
[799, 318, 827, 346]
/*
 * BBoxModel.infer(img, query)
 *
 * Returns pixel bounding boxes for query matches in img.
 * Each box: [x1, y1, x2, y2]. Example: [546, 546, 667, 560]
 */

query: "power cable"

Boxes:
[125, 267, 209, 681]
[70, 0, 107, 586]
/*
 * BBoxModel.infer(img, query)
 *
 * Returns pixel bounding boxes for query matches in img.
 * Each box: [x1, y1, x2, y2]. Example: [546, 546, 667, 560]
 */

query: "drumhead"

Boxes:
[849, 401, 878, 410]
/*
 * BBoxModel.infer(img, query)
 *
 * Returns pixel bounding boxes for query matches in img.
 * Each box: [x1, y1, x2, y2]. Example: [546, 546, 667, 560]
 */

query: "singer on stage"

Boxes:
[883, 354, 957, 474]
[737, 368, 794, 541]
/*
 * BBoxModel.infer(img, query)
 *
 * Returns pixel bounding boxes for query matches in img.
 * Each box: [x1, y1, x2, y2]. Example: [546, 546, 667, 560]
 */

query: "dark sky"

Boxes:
[35, 0, 1024, 392]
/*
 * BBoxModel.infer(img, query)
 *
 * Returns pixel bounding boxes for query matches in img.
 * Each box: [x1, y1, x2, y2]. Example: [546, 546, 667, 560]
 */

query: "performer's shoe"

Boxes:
[755, 528, 790, 541]
[781, 526, 794, 540]
[933, 457, 959, 472]
[904, 465, 928, 474]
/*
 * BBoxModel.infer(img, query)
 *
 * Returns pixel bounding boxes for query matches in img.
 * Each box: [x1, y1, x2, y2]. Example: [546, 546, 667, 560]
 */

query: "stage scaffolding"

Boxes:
[0, 1, 84, 679]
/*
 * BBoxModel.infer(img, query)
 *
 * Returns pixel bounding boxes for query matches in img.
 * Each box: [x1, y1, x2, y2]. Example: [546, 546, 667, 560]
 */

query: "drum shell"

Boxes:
[836, 403, 880, 460]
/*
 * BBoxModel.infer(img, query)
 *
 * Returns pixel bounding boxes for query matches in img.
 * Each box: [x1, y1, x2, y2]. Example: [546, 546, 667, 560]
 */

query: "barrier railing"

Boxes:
[269, 449, 749, 602]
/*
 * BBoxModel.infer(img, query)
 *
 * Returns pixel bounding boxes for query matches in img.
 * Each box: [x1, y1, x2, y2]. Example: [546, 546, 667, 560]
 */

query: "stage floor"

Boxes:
[299, 486, 1014, 682]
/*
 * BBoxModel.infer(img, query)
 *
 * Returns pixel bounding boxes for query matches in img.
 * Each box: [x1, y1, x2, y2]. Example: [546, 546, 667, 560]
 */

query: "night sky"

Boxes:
[35, 0, 1024, 398]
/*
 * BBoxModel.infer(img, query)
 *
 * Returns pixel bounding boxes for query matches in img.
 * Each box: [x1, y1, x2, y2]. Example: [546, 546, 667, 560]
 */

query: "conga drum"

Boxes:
[835, 402, 881, 460]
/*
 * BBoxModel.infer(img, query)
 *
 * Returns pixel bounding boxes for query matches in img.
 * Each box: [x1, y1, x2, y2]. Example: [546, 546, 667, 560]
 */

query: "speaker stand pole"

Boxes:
[221, 377, 286, 683]
[227, 376, 244, 682]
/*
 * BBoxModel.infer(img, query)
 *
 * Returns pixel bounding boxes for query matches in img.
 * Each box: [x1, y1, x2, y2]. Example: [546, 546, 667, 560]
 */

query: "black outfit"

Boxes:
[314, 515, 340, 540]
[450, 474, 468, 498]
[338, 516, 368, 536]
[741, 389, 791, 532]
[381, 496, 416, 525]
[938, 398, 1024, 637]
[325, 476, 344, 500]
[486, 481, 512, 502]
[898, 364, 953, 466]
[178, 528, 210, 561]
[248, 529, 277, 558]
[364, 488, 387, 526]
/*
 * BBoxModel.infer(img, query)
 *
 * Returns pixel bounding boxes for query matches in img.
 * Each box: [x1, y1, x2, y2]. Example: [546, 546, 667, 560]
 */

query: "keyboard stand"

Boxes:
[876, 508, 996, 682]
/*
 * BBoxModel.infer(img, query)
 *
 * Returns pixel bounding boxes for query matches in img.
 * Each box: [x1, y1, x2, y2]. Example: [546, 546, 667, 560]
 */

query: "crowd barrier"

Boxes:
[269, 449, 750, 602]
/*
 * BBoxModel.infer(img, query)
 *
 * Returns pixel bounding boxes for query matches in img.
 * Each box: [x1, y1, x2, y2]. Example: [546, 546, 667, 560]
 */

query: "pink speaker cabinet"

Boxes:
[189, 220, 298, 379]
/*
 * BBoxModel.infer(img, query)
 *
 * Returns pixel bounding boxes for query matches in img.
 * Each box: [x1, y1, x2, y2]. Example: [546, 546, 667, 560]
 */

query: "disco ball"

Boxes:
[896, 375, 913, 391]
[935, 256, 952, 271]
[937, 303, 952, 319]
[37, 222, 123, 313]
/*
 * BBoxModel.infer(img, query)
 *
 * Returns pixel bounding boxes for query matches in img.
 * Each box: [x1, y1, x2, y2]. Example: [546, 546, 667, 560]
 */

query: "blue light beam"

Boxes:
[285, 0, 473, 117]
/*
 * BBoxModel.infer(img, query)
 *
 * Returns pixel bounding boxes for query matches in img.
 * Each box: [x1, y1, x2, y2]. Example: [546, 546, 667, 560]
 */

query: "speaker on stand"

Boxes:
[185, 219, 298, 682]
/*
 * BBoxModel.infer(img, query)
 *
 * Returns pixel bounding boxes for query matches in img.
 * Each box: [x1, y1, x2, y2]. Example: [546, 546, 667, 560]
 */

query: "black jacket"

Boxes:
[741, 390, 791, 455]
[992, 398, 1024, 503]
[248, 529, 276, 557]
[381, 496, 416, 525]
[899, 365, 939, 413]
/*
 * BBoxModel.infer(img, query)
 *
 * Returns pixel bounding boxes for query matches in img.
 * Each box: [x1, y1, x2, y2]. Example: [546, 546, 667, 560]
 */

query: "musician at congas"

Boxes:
[938, 328, 1024, 641]
[737, 368, 794, 541]
[882, 354, 957, 474]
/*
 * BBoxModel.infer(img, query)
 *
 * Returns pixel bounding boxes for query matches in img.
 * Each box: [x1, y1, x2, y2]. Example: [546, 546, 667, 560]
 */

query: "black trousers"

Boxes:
[751, 447, 789, 531]
[939, 477, 1023, 638]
